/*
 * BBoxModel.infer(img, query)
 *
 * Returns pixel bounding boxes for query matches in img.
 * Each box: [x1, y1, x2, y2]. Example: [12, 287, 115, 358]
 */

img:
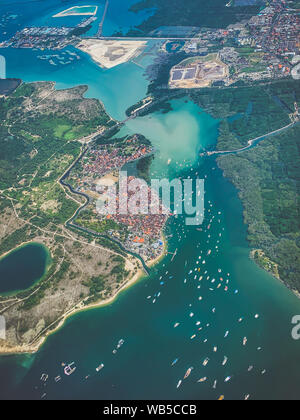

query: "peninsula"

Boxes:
[0, 81, 165, 354]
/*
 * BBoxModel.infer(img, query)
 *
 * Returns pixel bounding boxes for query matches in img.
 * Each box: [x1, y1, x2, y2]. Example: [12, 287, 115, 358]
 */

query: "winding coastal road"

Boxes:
[201, 121, 298, 157]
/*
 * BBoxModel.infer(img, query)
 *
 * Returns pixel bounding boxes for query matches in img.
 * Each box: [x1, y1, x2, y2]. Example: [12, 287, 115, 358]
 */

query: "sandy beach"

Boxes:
[53, 5, 98, 18]
[0, 266, 144, 355]
[76, 39, 147, 69]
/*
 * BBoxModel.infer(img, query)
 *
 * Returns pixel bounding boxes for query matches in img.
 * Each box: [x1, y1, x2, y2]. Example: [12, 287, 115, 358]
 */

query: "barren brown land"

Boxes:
[169, 54, 229, 89]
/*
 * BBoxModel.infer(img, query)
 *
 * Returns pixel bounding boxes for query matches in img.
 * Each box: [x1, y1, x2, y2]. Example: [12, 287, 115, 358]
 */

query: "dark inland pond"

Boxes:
[0, 243, 50, 294]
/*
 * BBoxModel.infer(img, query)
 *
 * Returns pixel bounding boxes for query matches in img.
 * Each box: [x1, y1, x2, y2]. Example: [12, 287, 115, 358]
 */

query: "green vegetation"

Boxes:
[218, 124, 300, 289]
[190, 80, 300, 146]
[83, 256, 128, 303]
[128, 0, 260, 35]
[198, 79, 300, 290]
[137, 155, 154, 183]
[0, 82, 113, 227]
[76, 209, 121, 234]
[11, 83, 35, 98]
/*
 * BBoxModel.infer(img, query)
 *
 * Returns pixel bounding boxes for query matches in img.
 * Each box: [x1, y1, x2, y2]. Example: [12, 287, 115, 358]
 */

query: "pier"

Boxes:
[96, 0, 109, 38]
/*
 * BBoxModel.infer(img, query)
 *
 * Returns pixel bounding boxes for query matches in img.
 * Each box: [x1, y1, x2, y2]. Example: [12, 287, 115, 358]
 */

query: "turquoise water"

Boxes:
[0, 243, 50, 294]
[1, 0, 300, 401]
[54, 6, 98, 16]
[2, 38, 158, 121]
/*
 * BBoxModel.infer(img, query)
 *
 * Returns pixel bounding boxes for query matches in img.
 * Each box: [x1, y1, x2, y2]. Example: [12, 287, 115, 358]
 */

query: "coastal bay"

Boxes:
[0, 0, 300, 402]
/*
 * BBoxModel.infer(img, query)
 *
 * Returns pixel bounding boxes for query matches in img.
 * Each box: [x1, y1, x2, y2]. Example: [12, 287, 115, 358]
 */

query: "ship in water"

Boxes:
[96, 363, 104, 372]
[184, 367, 193, 379]
[64, 362, 76, 376]
[117, 339, 125, 349]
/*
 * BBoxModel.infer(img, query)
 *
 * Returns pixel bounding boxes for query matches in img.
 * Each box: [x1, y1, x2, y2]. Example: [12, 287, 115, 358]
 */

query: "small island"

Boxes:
[53, 5, 98, 18]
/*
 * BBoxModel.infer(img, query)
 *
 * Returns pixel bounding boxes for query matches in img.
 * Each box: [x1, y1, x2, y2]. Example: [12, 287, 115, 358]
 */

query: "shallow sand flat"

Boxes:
[53, 5, 98, 17]
[77, 39, 147, 69]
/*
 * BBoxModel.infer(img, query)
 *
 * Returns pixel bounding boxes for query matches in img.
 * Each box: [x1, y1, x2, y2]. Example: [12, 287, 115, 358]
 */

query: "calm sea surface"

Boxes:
[0, 0, 300, 401]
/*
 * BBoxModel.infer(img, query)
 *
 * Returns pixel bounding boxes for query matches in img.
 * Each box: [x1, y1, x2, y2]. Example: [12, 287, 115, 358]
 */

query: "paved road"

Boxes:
[203, 121, 297, 157]
[88, 36, 200, 41]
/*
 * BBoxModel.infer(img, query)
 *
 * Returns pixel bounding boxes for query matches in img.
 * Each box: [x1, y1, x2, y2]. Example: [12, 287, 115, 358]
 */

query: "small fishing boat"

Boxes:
[117, 339, 124, 349]
[96, 363, 104, 372]
[40, 374, 48, 382]
[184, 367, 193, 379]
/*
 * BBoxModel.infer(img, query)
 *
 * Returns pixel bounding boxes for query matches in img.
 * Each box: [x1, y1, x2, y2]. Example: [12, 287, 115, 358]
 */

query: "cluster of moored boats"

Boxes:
[143, 176, 267, 400]
[37, 338, 125, 399]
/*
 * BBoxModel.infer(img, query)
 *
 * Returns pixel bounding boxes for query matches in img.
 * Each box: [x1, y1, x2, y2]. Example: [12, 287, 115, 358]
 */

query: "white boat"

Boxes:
[184, 367, 193, 379]
[224, 376, 231, 383]
[176, 380, 182, 389]
[222, 356, 228, 366]
[243, 337, 247, 346]
[203, 358, 209, 367]
[224, 331, 229, 338]
[64, 362, 76, 376]
[117, 339, 124, 349]
[96, 363, 104, 372]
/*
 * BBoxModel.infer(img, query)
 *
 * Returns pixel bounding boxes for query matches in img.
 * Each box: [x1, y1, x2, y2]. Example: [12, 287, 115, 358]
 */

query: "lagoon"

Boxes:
[0, 243, 50, 294]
